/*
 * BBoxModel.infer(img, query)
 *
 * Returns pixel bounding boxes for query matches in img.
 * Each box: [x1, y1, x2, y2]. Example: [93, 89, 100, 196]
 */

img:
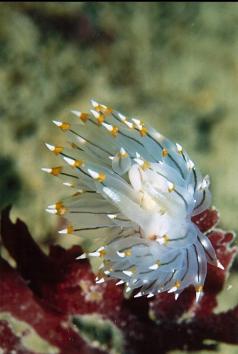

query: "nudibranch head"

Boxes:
[43, 100, 223, 301]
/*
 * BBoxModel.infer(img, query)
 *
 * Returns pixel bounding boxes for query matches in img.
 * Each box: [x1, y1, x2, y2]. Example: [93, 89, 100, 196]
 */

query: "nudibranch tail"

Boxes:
[43, 99, 222, 301]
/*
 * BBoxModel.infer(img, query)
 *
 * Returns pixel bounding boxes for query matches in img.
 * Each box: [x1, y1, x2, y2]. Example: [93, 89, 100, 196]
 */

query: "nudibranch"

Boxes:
[43, 100, 223, 301]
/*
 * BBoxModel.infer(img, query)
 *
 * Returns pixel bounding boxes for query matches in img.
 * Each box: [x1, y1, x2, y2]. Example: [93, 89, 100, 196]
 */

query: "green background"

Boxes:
[0, 3, 237, 352]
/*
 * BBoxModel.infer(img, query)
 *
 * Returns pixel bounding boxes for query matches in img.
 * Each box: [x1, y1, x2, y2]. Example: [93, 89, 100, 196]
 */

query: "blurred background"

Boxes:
[0, 2, 238, 353]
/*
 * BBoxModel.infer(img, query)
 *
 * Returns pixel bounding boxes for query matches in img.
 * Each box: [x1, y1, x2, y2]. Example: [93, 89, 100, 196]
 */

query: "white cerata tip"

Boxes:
[45, 208, 57, 214]
[217, 260, 224, 270]
[63, 157, 75, 166]
[134, 292, 143, 298]
[52, 120, 62, 127]
[90, 109, 100, 119]
[195, 290, 203, 303]
[71, 110, 81, 117]
[76, 253, 87, 260]
[117, 112, 126, 121]
[45, 143, 55, 151]
[58, 228, 68, 234]
[90, 99, 99, 108]
[116, 280, 125, 286]
[88, 169, 99, 179]
[95, 278, 105, 284]
[41, 167, 52, 173]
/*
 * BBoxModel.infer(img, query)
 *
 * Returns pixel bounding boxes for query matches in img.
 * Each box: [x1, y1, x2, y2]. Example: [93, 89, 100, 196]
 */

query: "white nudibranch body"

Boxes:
[43, 100, 223, 301]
